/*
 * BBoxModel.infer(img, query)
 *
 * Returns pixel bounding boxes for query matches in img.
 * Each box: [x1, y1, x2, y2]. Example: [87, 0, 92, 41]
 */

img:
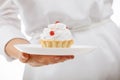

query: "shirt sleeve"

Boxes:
[0, 0, 25, 61]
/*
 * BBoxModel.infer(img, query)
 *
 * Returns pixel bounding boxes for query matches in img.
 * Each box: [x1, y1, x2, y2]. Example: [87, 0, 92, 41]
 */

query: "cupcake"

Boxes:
[40, 21, 74, 48]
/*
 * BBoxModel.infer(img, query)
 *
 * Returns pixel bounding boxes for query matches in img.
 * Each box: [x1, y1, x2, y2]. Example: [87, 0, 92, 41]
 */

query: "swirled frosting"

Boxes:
[40, 22, 73, 40]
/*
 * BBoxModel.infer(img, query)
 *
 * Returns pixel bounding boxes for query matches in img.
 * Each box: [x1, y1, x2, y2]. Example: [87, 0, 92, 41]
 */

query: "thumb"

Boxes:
[19, 53, 30, 63]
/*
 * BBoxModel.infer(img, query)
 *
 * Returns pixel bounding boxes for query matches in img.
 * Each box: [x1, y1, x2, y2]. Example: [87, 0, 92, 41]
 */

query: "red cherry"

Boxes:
[50, 31, 55, 36]
[55, 21, 60, 24]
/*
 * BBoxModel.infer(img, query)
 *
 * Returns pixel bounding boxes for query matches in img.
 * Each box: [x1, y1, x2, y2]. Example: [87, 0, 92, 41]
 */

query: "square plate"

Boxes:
[14, 44, 96, 55]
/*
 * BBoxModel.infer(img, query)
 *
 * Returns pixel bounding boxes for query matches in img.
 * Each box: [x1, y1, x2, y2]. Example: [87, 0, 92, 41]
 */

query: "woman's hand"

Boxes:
[5, 38, 74, 67]
[19, 53, 74, 67]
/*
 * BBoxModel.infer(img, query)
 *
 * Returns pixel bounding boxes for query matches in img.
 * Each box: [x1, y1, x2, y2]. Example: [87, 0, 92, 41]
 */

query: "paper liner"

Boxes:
[40, 40, 74, 48]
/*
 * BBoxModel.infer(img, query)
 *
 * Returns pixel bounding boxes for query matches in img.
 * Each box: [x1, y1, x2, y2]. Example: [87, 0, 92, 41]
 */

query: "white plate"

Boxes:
[14, 44, 96, 55]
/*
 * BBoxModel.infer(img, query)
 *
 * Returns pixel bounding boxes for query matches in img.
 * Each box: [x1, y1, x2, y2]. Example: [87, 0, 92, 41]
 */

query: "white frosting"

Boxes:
[40, 23, 73, 40]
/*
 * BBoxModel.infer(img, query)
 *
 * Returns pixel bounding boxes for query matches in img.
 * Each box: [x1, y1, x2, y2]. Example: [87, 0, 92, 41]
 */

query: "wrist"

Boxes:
[5, 38, 30, 59]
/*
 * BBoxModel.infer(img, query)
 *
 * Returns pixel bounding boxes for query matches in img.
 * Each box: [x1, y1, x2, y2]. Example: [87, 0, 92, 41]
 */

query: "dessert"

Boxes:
[40, 21, 74, 48]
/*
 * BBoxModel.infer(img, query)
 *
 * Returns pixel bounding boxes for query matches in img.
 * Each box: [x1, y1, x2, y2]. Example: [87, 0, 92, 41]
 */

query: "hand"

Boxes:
[19, 53, 74, 67]
[5, 38, 74, 67]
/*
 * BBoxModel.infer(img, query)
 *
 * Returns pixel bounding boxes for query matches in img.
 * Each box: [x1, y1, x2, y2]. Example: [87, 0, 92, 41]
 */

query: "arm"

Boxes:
[0, 0, 28, 61]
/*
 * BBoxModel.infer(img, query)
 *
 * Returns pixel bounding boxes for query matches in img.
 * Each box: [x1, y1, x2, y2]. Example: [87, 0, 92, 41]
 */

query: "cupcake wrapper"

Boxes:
[40, 40, 74, 48]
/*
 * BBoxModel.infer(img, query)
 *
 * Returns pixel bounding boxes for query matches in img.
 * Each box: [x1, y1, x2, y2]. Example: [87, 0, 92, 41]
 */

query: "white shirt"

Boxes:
[1, 0, 120, 80]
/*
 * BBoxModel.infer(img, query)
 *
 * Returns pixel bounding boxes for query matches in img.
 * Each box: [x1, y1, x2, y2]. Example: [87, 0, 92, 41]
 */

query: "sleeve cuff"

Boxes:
[0, 25, 25, 61]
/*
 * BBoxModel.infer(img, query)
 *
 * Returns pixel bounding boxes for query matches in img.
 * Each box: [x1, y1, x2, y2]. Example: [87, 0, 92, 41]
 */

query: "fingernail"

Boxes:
[22, 53, 29, 59]
[21, 55, 27, 59]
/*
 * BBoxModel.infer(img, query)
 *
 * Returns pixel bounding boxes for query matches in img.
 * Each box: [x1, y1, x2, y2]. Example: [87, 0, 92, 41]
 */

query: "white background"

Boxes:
[0, 0, 120, 80]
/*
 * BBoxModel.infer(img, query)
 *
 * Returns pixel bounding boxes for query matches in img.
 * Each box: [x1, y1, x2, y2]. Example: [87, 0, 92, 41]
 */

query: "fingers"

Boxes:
[19, 53, 30, 63]
[34, 55, 74, 65]
[25, 55, 74, 67]
[62, 55, 74, 59]
[52, 55, 74, 63]
[28, 55, 53, 67]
